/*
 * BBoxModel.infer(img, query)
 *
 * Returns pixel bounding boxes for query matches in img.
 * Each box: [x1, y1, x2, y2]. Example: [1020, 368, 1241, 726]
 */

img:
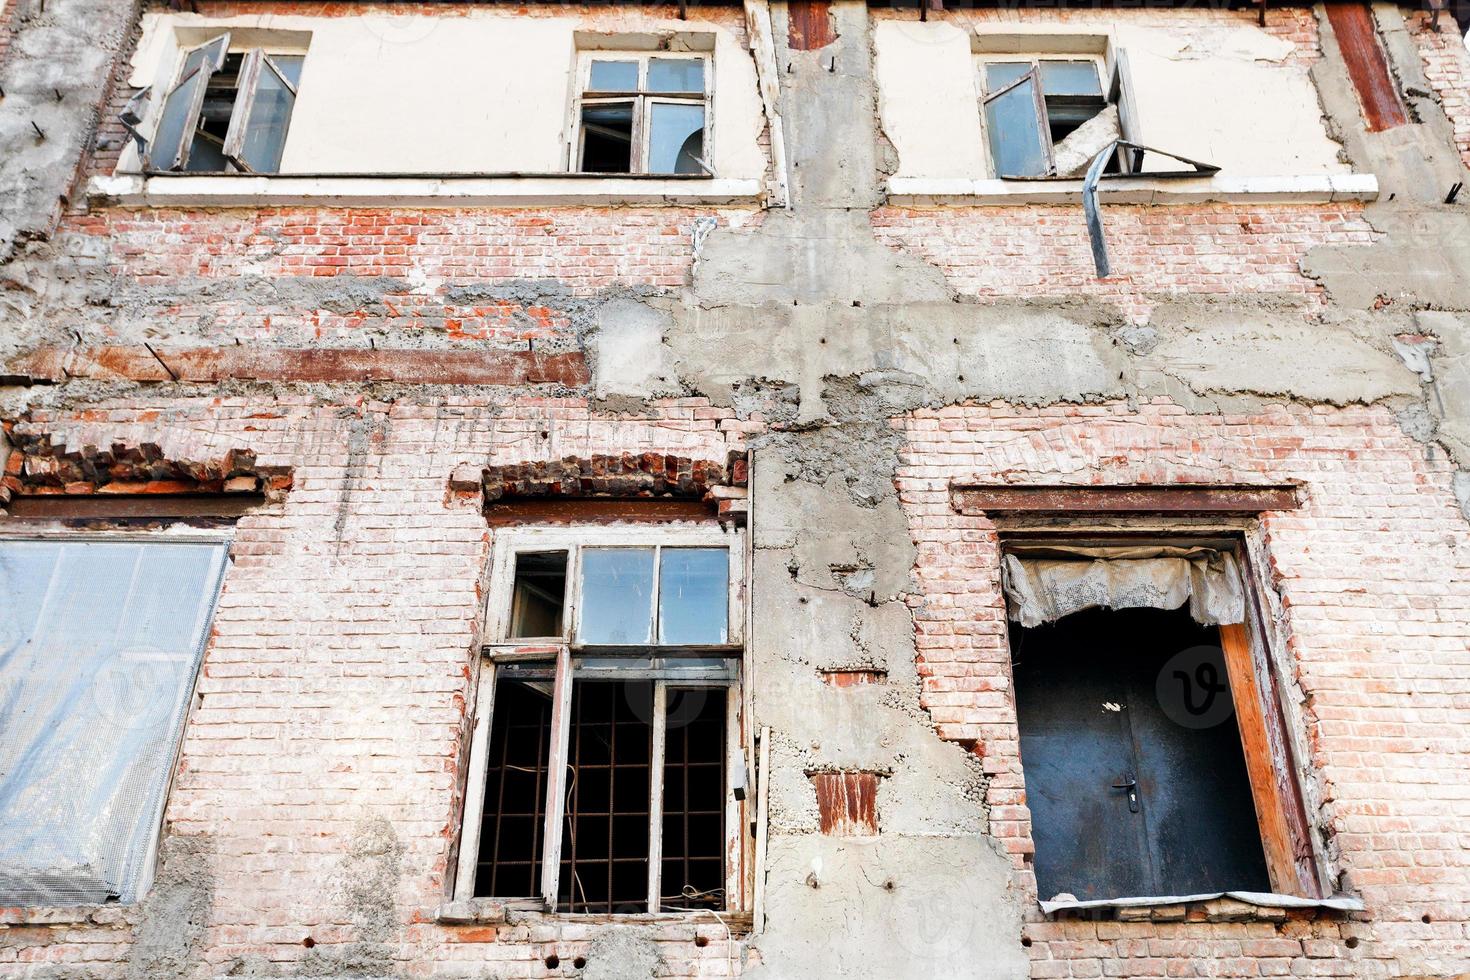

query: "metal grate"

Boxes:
[557, 681, 652, 913]
[660, 689, 727, 910]
[475, 677, 553, 898]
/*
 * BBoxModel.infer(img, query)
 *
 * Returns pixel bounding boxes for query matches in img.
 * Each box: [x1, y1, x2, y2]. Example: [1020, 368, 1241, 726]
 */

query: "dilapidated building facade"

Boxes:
[3, 0, 1470, 977]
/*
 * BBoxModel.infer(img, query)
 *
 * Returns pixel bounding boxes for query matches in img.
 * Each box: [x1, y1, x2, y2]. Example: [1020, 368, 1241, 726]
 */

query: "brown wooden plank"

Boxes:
[1326, 2, 1409, 132]
[1219, 622, 1318, 897]
[953, 484, 1300, 515]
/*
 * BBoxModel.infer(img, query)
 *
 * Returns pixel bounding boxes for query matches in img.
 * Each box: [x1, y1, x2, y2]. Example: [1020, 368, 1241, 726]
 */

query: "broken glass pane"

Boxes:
[1039, 60, 1103, 98]
[985, 61, 1031, 95]
[509, 551, 568, 639]
[985, 74, 1048, 177]
[658, 548, 728, 645]
[271, 54, 305, 89]
[647, 58, 704, 93]
[151, 42, 218, 169]
[589, 60, 639, 92]
[647, 102, 706, 174]
[184, 132, 228, 172]
[236, 57, 297, 172]
[580, 101, 634, 173]
[579, 548, 655, 644]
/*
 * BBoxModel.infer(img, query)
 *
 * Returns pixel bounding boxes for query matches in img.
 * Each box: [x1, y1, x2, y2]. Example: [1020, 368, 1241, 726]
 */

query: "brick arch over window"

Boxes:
[451, 451, 749, 522]
[1, 424, 293, 505]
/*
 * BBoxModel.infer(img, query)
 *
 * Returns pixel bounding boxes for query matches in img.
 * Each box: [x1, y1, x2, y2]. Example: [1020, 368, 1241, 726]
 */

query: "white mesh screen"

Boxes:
[0, 539, 227, 905]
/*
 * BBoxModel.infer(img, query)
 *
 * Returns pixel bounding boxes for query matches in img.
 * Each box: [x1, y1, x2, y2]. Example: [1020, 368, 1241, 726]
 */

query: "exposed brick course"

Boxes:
[898, 400, 1470, 977]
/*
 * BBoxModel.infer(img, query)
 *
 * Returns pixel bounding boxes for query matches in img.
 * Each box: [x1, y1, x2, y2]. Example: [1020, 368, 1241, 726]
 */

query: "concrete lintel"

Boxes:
[885, 173, 1380, 206]
[86, 174, 766, 209]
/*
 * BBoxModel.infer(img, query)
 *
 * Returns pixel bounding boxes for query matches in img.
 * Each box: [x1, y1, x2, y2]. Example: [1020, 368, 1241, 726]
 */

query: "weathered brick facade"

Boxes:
[3, 1, 1470, 978]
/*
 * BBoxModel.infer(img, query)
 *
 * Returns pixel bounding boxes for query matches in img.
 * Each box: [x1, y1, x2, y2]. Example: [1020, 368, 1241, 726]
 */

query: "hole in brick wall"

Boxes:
[1346, 937, 1360, 949]
[573, 956, 587, 969]
[1423, 914, 1433, 924]
[546, 954, 560, 969]
[695, 935, 709, 948]
[302, 937, 315, 948]
[1021, 936, 1033, 948]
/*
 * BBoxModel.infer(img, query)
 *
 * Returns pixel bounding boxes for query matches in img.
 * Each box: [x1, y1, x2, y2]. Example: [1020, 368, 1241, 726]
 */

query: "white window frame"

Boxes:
[147, 33, 307, 173]
[975, 52, 1132, 178]
[568, 51, 714, 176]
[457, 525, 747, 915]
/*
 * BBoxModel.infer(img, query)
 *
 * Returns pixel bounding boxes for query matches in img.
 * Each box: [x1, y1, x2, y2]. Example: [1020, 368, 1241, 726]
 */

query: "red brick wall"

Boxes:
[898, 400, 1470, 978]
[871, 204, 1377, 323]
[1411, 10, 1470, 171]
[1, 397, 758, 978]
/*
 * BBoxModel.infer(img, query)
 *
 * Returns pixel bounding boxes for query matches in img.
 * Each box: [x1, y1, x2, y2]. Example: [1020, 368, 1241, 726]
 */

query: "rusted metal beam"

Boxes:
[485, 498, 717, 526]
[1325, 2, 1409, 132]
[4, 493, 265, 519]
[809, 772, 880, 837]
[952, 484, 1300, 515]
[787, 0, 835, 50]
[5, 346, 589, 387]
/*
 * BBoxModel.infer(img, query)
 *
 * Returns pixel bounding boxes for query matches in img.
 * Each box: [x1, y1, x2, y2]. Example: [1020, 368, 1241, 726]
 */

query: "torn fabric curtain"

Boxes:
[0, 540, 227, 905]
[1001, 545, 1246, 628]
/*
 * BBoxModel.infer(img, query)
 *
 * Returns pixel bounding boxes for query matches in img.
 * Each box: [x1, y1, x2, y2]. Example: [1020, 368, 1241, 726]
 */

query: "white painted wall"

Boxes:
[125, 9, 767, 180]
[875, 16, 1349, 181]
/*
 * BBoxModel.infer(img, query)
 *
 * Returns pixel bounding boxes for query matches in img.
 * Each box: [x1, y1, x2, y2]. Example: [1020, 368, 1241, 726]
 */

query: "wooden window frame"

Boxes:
[975, 51, 1139, 179]
[568, 51, 713, 175]
[998, 527, 1326, 901]
[147, 33, 305, 174]
[456, 525, 749, 914]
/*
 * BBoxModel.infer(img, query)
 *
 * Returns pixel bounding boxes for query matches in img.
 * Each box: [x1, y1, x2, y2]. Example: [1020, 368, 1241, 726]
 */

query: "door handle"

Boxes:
[1111, 773, 1140, 813]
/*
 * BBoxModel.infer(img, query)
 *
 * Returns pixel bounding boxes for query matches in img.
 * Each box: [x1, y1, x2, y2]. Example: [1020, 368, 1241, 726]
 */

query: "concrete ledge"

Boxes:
[86, 174, 765, 209]
[885, 173, 1379, 206]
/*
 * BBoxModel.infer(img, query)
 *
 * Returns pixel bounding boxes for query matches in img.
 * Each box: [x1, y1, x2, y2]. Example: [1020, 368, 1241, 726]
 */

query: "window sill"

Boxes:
[1040, 891, 1366, 921]
[884, 173, 1378, 206]
[0, 904, 137, 926]
[86, 174, 764, 209]
[433, 899, 752, 933]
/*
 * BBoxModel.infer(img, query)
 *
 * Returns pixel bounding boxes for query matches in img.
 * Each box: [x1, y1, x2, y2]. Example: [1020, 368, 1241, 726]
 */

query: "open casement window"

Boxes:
[458, 526, 746, 914]
[146, 34, 303, 174]
[1003, 539, 1326, 907]
[979, 55, 1133, 179]
[0, 536, 229, 905]
[572, 53, 712, 175]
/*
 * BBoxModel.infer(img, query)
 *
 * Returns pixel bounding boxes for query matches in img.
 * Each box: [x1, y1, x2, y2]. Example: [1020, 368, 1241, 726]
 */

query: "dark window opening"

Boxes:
[475, 674, 554, 899]
[1011, 605, 1270, 901]
[509, 551, 568, 639]
[580, 102, 634, 174]
[557, 681, 652, 913]
[660, 689, 727, 910]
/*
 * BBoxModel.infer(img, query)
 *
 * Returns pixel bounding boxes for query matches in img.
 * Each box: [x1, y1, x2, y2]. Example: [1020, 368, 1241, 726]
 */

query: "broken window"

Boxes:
[572, 53, 711, 175]
[458, 526, 744, 914]
[1004, 541, 1321, 905]
[0, 538, 228, 905]
[144, 33, 305, 173]
[979, 56, 1127, 178]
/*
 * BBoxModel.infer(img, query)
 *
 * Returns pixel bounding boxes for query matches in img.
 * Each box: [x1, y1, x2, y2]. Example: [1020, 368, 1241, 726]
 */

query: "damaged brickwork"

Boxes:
[1, 1, 1469, 979]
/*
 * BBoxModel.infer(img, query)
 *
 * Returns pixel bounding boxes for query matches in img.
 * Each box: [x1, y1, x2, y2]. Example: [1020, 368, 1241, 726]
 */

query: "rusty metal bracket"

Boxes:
[1082, 140, 1220, 278]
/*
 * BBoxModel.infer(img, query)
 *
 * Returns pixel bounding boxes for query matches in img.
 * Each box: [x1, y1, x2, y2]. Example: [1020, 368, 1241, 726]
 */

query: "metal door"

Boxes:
[1012, 605, 1270, 900]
